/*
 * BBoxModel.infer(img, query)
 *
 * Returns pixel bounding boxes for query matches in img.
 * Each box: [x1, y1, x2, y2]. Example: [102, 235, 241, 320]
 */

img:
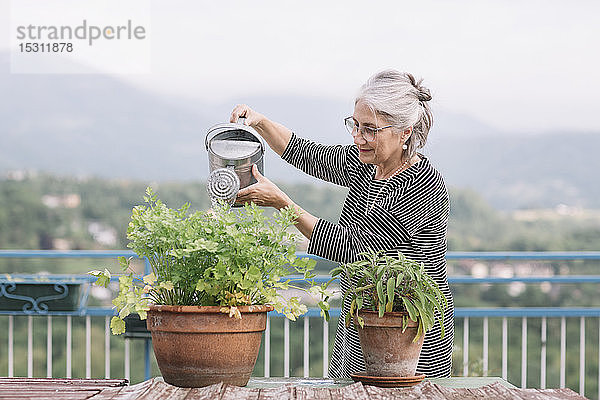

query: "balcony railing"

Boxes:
[1, 250, 599, 398]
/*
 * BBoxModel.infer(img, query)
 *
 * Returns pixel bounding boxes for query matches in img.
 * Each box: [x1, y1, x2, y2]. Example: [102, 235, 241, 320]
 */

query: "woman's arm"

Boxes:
[235, 165, 318, 239]
[236, 167, 436, 260]
[230, 104, 353, 187]
[230, 104, 291, 156]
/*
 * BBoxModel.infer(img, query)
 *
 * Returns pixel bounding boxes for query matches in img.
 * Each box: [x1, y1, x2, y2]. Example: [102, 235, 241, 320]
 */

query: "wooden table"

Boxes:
[0, 377, 586, 399]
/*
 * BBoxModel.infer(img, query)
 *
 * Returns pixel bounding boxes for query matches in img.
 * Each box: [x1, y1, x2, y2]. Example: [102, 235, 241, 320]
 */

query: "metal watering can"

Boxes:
[205, 118, 265, 206]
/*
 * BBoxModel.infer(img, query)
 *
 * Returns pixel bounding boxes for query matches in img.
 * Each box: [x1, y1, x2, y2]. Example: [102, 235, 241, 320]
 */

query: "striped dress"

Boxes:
[281, 133, 454, 378]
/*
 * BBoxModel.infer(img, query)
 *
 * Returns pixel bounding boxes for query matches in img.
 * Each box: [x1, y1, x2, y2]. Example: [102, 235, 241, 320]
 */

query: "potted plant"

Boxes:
[90, 187, 330, 387]
[332, 250, 447, 378]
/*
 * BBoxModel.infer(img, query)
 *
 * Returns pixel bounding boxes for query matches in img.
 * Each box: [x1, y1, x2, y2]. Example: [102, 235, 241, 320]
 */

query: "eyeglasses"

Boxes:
[344, 116, 393, 142]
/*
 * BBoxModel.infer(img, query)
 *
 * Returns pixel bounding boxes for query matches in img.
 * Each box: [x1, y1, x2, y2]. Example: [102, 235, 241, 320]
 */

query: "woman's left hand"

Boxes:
[236, 165, 291, 209]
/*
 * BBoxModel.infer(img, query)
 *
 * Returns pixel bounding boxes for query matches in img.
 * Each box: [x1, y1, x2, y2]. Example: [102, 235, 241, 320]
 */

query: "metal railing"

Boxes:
[1, 250, 599, 398]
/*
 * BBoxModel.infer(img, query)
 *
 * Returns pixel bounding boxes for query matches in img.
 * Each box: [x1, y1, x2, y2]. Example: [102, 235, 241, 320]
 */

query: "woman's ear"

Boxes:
[402, 127, 413, 141]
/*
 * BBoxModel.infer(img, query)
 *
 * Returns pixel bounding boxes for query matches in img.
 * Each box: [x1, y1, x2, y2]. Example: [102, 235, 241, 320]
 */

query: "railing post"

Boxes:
[144, 338, 151, 381]
[124, 338, 131, 382]
[27, 316, 33, 378]
[303, 316, 309, 378]
[483, 317, 488, 377]
[47, 315, 52, 378]
[105, 316, 111, 379]
[323, 318, 329, 378]
[264, 317, 270, 378]
[579, 317, 585, 396]
[560, 316, 566, 388]
[541, 316, 547, 389]
[502, 317, 507, 381]
[66, 315, 72, 378]
[284, 318, 290, 378]
[86, 315, 91, 379]
[463, 317, 469, 376]
[8, 315, 13, 378]
[521, 317, 527, 388]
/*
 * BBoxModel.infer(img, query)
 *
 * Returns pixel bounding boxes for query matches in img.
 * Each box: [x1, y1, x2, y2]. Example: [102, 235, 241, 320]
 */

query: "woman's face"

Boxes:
[352, 100, 405, 168]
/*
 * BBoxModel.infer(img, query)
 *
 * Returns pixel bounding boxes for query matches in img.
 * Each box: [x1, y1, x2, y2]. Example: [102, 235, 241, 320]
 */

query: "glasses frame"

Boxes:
[344, 116, 393, 142]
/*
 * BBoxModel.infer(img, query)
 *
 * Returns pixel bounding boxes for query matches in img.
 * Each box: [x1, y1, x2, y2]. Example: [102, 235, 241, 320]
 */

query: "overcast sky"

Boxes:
[2, 0, 599, 133]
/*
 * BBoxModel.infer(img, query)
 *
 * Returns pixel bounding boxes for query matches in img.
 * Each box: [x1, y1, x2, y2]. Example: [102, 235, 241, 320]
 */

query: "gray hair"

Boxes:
[356, 69, 433, 161]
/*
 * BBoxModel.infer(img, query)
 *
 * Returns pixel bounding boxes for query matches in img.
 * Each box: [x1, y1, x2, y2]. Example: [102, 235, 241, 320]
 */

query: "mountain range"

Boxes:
[1, 52, 598, 210]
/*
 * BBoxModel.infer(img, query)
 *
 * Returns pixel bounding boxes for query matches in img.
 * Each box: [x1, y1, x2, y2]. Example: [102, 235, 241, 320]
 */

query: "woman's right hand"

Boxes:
[230, 104, 292, 156]
[230, 104, 266, 128]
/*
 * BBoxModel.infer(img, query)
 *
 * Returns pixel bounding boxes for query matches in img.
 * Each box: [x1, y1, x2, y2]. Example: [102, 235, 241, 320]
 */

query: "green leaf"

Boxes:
[356, 296, 363, 310]
[386, 276, 395, 305]
[318, 301, 330, 311]
[376, 280, 384, 303]
[195, 279, 206, 291]
[247, 265, 261, 280]
[346, 298, 356, 327]
[118, 256, 130, 271]
[403, 298, 418, 322]
[395, 272, 404, 287]
[356, 315, 364, 328]
[110, 317, 126, 335]
[135, 303, 149, 320]
[385, 301, 393, 312]
[89, 269, 111, 288]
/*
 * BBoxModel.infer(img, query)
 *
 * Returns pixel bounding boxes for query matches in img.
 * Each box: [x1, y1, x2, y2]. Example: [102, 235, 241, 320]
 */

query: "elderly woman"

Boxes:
[231, 69, 454, 378]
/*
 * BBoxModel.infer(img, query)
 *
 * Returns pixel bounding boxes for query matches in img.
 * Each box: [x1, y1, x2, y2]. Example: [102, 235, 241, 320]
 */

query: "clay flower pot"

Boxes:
[356, 310, 424, 377]
[147, 304, 273, 387]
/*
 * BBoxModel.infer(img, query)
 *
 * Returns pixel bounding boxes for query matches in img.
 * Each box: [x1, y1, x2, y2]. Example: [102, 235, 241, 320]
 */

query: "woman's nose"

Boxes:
[353, 132, 367, 145]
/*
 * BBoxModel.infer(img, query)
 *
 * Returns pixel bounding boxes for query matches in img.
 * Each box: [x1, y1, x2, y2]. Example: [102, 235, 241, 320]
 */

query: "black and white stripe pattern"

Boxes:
[281, 133, 454, 378]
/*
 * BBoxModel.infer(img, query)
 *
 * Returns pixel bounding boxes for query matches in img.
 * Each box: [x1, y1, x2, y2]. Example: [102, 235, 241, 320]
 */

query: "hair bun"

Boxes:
[417, 88, 432, 102]
[406, 72, 432, 102]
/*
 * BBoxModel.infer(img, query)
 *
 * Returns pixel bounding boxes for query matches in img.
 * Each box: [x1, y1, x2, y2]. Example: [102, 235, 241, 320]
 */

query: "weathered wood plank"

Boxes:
[92, 378, 155, 400]
[181, 383, 224, 400]
[219, 384, 260, 400]
[131, 381, 190, 400]
[536, 388, 589, 399]
[256, 385, 294, 400]
[327, 382, 368, 400]
[0, 378, 127, 400]
[0, 385, 106, 392]
[363, 381, 588, 400]
[86, 387, 125, 400]
[294, 386, 332, 400]
[365, 383, 425, 400]
[0, 378, 128, 400]
[180, 383, 224, 400]
[5, 391, 96, 400]
[0, 378, 127, 387]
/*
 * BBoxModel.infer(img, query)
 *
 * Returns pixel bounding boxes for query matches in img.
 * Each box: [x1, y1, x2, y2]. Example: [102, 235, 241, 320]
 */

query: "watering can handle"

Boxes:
[204, 117, 248, 150]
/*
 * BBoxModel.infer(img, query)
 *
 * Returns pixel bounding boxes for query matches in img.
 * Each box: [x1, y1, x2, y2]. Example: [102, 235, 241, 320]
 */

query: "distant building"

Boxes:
[87, 222, 117, 246]
[41, 194, 81, 209]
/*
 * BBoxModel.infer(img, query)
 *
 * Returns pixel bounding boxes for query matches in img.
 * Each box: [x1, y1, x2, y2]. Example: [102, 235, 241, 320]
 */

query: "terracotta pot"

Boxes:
[147, 304, 273, 387]
[356, 310, 424, 377]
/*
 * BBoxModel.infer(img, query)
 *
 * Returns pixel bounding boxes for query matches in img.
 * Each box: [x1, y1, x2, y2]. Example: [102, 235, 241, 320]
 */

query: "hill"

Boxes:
[1, 52, 599, 209]
[1, 175, 598, 261]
